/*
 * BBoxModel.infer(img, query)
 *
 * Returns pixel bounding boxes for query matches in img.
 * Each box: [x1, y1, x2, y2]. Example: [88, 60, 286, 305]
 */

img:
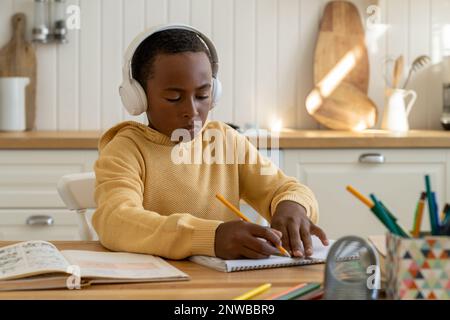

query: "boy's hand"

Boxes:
[271, 201, 328, 258]
[214, 221, 283, 260]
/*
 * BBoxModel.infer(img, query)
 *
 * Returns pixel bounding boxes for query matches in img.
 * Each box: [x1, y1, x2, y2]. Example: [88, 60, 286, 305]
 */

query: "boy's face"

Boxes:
[145, 51, 213, 141]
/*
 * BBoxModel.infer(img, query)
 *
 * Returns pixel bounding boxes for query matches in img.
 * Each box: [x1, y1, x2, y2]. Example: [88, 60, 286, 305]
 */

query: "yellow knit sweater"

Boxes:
[92, 120, 319, 260]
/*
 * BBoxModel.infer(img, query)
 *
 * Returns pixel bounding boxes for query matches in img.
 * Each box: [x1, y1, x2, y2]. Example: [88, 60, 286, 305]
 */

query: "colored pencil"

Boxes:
[412, 192, 426, 238]
[233, 283, 272, 300]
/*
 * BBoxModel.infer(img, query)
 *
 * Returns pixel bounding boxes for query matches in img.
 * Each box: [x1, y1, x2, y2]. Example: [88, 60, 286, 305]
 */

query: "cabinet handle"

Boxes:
[359, 153, 385, 164]
[26, 215, 54, 226]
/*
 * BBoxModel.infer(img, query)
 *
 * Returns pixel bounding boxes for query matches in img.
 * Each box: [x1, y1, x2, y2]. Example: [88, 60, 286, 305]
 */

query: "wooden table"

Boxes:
[0, 241, 324, 300]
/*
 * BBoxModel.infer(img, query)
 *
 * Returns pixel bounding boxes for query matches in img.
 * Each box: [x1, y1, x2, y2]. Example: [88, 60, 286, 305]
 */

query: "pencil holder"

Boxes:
[386, 232, 450, 300]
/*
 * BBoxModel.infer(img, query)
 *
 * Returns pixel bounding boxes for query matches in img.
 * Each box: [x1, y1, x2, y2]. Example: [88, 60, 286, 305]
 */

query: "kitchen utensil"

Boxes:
[392, 55, 404, 89]
[0, 13, 37, 130]
[403, 55, 430, 89]
[314, 1, 370, 94]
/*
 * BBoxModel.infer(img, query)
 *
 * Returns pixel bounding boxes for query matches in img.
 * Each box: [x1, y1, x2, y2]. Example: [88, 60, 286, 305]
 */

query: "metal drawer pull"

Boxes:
[26, 215, 54, 226]
[359, 154, 385, 164]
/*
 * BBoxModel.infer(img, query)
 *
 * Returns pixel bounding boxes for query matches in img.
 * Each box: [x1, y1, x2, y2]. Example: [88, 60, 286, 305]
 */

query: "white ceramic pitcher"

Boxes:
[381, 88, 417, 132]
[0, 77, 30, 131]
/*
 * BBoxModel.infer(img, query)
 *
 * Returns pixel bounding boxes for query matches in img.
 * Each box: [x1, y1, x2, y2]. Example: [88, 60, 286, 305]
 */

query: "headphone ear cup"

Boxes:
[211, 77, 222, 109]
[119, 79, 148, 116]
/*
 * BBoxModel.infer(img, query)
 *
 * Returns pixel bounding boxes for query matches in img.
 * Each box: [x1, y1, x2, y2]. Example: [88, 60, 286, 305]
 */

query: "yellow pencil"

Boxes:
[346, 186, 373, 208]
[215, 194, 291, 258]
[233, 283, 272, 300]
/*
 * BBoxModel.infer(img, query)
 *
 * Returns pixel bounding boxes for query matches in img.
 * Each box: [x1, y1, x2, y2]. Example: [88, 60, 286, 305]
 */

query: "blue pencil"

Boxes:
[425, 175, 439, 235]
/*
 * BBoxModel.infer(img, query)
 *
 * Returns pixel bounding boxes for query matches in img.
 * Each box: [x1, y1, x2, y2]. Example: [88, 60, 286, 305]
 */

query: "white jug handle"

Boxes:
[404, 90, 417, 117]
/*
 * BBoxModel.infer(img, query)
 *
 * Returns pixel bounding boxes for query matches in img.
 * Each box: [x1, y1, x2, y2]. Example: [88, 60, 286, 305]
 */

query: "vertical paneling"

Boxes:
[101, 0, 123, 130]
[386, 0, 410, 78]
[0, 0, 13, 46]
[146, 0, 168, 28]
[255, 0, 277, 129]
[234, 0, 256, 129]
[408, 0, 431, 129]
[190, 0, 212, 37]
[79, 0, 101, 130]
[211, 0, 234, 123]
[168, 0, 190, 24]
[2, 0, 448, 131]
[296, 0, 323, 129]
[123, 0, 147, 124]
[278, 0, 300, 129]
[57, 0, 79, 130]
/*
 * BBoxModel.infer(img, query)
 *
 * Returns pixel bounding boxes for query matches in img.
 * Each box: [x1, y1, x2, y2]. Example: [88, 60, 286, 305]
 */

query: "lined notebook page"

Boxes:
[190, 237, 350, 272]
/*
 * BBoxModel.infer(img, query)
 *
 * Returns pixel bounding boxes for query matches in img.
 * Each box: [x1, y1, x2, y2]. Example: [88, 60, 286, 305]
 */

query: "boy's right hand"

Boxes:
[214, 221, 283, 260]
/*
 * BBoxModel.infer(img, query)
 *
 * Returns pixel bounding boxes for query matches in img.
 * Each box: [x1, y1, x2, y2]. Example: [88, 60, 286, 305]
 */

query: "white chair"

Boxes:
[57, 172, 97, 241]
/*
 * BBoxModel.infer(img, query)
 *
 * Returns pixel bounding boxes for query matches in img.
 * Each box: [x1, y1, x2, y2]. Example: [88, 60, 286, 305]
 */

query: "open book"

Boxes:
[0, 240, 189, 291]
[190, 237, 358, 272]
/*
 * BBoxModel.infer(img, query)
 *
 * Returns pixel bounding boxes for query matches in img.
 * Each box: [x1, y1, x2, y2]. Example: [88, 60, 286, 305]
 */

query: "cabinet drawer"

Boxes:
[0, 209, 81, 241]
[283, 149, 449, 239]
[0, 150, 97, 208]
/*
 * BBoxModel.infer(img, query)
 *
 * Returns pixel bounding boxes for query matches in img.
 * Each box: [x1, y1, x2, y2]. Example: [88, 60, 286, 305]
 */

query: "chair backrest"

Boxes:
[57, 172, 97, 240]
[57, 172, 96, 210]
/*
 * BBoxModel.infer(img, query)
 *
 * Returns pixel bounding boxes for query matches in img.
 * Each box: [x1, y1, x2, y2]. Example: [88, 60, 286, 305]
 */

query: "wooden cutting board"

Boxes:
[0, 13, 37, 131]
[314, 1, 369, 94]
[306, 81, 377, 131]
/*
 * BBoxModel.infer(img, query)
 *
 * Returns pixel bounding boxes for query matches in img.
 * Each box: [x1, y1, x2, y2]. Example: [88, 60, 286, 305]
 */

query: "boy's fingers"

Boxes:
[241, 246, 270, 260]
[311, 224, 329, 246]
[270, 228, 283, 239]
[249, 224, 281, 247]
[245, 236, 280, 257]
[287, 223, 303, 258]
[300, 224, 313, 257]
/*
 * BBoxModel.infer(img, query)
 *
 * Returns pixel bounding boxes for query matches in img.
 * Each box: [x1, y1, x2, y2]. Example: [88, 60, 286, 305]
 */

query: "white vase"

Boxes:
[381, 88, 417, 132]
[0, 77, 30, 131]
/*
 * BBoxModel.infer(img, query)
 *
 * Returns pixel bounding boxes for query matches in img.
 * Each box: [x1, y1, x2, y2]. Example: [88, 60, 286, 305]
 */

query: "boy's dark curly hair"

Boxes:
[131, 29, 213, 92]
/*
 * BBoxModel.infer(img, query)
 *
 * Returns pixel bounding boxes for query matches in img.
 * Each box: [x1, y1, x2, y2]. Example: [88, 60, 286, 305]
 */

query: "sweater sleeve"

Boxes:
[92, 136, 222, 260]
[237, 134, 319, 224]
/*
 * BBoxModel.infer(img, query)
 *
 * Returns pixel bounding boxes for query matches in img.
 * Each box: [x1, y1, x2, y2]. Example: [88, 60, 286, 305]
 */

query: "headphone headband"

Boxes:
[123, 24, 219, 81]
[120, 23, 222, 116]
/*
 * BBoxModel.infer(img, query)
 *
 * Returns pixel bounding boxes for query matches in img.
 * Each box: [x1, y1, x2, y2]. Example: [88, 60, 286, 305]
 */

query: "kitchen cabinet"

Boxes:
[283, 149, 449, 239]
[0, 150, 98, 240]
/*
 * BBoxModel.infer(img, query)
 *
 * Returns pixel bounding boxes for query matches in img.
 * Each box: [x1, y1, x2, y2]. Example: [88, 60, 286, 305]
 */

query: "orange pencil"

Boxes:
[265, 283, 307, 300]
[215, 194, 291, 258]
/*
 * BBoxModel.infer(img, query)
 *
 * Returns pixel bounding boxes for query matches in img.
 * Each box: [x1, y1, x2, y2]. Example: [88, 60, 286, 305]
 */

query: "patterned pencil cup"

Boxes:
[386, 233, 450, 300]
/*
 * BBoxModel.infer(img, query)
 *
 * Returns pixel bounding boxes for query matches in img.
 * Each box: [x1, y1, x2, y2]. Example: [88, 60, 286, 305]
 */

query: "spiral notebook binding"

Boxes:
[229, 255, 358, 272]
[231, 259, 324, 272]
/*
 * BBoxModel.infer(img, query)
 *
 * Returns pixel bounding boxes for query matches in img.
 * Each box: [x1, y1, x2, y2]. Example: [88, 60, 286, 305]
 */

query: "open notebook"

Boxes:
[0, 240, 189, 291]
[190, 237, 358, 272]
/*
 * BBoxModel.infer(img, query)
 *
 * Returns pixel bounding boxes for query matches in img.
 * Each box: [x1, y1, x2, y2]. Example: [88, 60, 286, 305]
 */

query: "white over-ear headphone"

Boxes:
[119, 24, 222, 116]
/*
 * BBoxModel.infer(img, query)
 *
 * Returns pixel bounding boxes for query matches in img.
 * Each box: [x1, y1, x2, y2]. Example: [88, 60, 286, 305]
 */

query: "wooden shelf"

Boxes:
[1, 129, 449, 149]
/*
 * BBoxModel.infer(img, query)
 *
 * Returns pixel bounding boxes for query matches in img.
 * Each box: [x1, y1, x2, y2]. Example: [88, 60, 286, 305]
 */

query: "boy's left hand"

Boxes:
[271, 200, 329, 258]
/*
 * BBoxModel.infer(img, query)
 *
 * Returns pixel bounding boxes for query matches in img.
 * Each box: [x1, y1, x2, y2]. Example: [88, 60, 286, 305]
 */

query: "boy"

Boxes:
[93, 26, 328, 260]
